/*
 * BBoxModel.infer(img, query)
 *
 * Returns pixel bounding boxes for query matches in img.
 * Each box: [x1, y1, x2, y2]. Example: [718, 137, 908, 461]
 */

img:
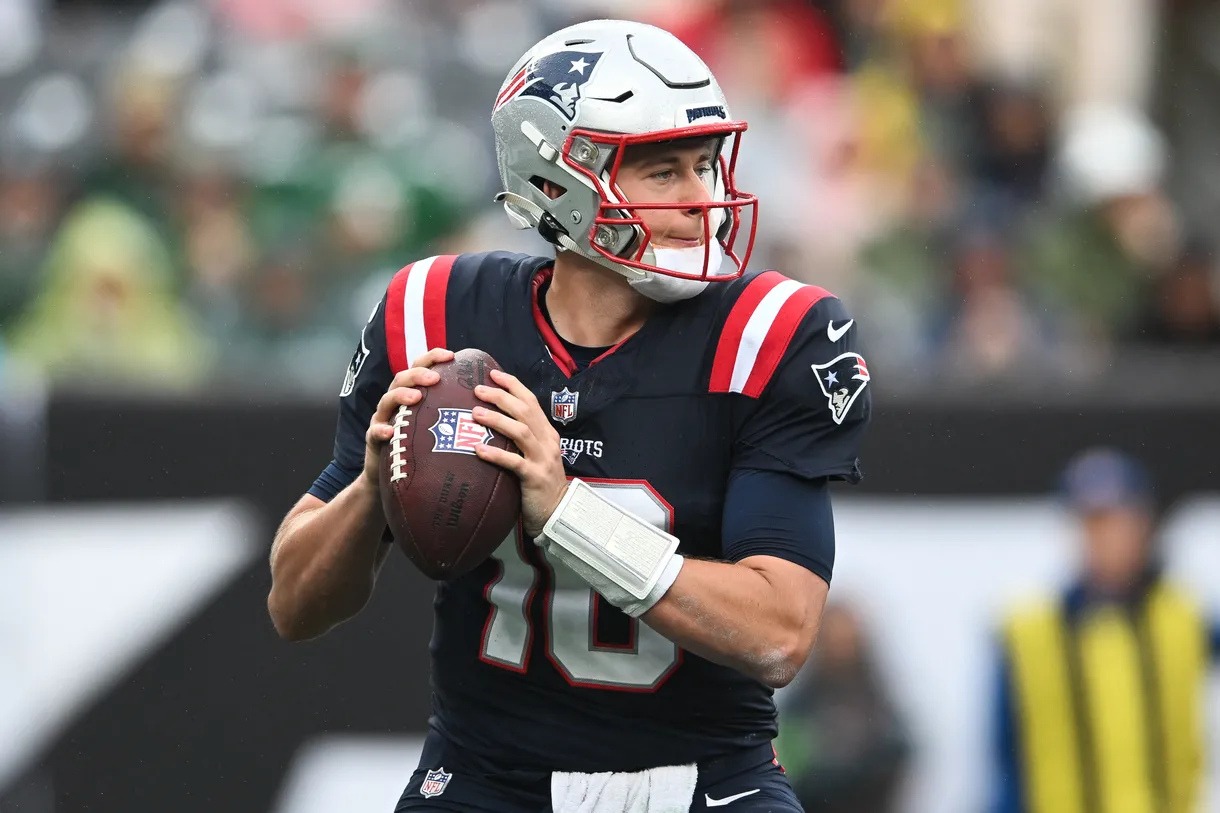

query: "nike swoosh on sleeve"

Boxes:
[827, 319, 854, 342]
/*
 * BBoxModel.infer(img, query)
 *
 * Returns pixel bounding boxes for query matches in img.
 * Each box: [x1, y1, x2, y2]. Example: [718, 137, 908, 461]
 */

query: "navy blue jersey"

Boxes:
[315, 251, 871, 773]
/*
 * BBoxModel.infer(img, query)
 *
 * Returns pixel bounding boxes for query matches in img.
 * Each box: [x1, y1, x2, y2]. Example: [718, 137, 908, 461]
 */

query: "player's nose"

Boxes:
[678, 168, 713, 208]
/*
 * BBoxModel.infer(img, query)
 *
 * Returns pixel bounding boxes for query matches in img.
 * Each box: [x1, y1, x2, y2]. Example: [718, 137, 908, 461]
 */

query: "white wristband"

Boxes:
[536, 479, 684, 617]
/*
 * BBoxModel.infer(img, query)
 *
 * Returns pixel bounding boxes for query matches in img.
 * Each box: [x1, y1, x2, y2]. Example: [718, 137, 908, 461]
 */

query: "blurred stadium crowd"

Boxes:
[2, 0, 1220, 395]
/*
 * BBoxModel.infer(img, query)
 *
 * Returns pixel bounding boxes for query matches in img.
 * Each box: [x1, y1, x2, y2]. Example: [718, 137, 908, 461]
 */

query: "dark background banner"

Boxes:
[1, 393, 1216, 813]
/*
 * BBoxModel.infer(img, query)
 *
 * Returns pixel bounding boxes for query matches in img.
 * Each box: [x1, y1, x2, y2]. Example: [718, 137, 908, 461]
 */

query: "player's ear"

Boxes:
[538, 178, 567, 200]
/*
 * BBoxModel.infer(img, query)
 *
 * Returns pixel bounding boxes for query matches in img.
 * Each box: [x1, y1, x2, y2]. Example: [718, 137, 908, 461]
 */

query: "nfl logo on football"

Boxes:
[551, 387, 579, 425]
[420, 767, 452, 798]
[429, 408, 493, 455]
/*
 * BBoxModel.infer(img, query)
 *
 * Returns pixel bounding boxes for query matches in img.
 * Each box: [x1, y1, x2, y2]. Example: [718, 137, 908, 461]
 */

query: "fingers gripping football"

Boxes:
[472, 368, 568, 538]
[362, 348, 455, 485]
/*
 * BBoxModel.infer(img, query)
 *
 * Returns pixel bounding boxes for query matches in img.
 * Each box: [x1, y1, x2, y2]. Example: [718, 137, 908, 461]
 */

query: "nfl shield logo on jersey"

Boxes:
[812, 352, 870, 425]
[429, 408, 493, 455]
[551, 387, 579, 425]
[420, 767, 451, 798]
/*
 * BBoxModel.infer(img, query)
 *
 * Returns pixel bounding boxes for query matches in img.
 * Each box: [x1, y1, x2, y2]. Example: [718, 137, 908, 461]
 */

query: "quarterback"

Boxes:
[269, 19, 871, 813]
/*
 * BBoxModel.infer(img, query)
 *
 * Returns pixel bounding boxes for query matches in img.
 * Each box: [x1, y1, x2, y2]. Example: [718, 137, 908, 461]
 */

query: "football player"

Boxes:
[269, 19, 871, 813]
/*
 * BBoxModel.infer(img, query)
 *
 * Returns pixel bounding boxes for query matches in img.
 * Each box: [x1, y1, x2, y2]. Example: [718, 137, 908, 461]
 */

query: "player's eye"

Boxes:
[651, 169, 675, 182]
[696, 164, 713, 178]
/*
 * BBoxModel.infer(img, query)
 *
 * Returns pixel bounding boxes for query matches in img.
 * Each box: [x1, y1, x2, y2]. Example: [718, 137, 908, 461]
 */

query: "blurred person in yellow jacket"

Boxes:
[6, 197, 211, 390]
[991, 447, 1220, 813]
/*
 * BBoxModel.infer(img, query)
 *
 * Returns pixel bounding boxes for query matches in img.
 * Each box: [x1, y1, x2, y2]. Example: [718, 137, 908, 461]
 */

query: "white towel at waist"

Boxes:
[551, 762, 698, 813]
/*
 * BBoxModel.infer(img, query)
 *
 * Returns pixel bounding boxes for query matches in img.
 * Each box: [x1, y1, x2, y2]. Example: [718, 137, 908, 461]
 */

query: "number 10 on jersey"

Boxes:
[478, 479, 682, 692]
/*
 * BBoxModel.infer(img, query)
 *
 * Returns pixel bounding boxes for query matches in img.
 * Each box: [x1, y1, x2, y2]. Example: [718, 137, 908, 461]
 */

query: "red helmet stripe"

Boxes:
[495, 66, 529, 109]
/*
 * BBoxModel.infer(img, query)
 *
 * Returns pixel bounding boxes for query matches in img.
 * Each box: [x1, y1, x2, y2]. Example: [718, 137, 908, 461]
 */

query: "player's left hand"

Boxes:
[471, 368, 568, 539]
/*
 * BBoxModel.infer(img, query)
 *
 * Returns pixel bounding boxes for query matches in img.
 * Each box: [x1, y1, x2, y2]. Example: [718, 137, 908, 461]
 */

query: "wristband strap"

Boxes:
[536, 479, 684, 617]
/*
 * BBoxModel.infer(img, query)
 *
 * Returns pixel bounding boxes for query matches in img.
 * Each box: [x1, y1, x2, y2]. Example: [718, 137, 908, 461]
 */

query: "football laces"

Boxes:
[389, 405, 412, 483]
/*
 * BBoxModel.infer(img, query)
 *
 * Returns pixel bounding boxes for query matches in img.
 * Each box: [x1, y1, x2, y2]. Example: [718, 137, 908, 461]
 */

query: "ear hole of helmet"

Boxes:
[530, 176, 568, 200]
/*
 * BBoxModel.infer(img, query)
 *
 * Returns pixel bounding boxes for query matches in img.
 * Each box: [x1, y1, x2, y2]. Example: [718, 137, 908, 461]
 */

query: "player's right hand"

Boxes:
[362, 348, 455, 487]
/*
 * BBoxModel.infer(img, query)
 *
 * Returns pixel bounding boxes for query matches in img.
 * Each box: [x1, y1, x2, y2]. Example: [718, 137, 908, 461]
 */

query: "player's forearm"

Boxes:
[641, 558, 826, 688]
[268, 477, 387, 640]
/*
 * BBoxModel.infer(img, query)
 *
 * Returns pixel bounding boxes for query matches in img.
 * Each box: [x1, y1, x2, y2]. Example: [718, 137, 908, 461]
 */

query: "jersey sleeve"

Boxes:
[720, 468, 835, 583]
[308, 254, 459, 501]
[306, 294, 392, 502]
[718, 279, 871, 481]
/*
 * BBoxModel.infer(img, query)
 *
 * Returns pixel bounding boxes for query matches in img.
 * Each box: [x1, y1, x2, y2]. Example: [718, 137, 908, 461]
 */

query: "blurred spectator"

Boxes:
[972, 81, 1052, 210]
[931, 223, 1064, 382]
[1131, 242, 1220, 348]
[0, 166, 64, 330]
[1021, 107, 1180, 340]
[777, 602, 911, 813]
[658, 0, 841, 108]
[6, 197, 212, 390]
[1155, 0, 1220, 248]
[893, 0, 976, 166]
[84, 67, 183, 243]
[822, 0, 888, 72]
[0, 0, 1213, 396]
[852, 156, 957, 371]
[178, 167, 258, 336]
[969, 0, 1158, 113]
[990, 448, 1220, 813]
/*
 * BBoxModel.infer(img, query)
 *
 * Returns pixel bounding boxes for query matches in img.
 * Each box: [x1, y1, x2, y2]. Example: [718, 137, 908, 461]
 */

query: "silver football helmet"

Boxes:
[491, 19, 758, 301]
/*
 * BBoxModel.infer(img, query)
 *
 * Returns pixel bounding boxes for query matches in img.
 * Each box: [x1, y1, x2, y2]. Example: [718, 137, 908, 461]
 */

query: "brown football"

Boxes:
[379, 348, 522, 580]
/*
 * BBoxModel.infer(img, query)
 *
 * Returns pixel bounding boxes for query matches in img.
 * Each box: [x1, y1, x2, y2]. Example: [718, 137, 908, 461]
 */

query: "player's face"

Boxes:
[616, 138, 718, 248]
[1079, 506, 1153, 594]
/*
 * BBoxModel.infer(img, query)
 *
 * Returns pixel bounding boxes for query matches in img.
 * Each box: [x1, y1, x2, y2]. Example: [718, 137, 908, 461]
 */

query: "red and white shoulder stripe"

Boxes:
[709, 271, 832, 398]
[384, 255, 457, 373]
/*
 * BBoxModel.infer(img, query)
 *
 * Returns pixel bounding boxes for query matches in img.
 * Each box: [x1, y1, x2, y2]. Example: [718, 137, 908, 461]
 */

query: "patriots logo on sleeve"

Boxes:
[496, 51, 604, 120]
[339, 299, 380, 397]
[339, 336, 369, 398]
[812, 353, 870, 424]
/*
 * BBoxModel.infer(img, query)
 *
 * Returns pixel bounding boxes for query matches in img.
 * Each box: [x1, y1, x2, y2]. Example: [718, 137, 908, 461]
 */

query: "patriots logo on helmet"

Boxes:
[496, 50, 604, 120]
[812, 353, 870, 425]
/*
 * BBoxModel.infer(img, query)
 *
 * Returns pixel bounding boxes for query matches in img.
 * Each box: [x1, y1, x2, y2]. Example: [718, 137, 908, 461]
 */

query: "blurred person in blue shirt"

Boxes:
[991, 447, 1220, 813]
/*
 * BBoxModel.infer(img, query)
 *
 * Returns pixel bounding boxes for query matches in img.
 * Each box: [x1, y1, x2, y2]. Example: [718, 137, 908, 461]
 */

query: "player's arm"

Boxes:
[634, 470, 833, 687]
[641, 560, 825, 688]
[267, 358, 450, 640]
[267, 291, 454, 640]
[472, 380, 832, 686]
[633, 293, 872, 684]
[269, 486, 392, 642]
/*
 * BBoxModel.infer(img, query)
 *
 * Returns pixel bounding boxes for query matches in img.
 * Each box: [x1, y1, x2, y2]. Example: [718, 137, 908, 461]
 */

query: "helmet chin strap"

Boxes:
[494, 191, 582, 254]
[494, 189, 649, 281]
